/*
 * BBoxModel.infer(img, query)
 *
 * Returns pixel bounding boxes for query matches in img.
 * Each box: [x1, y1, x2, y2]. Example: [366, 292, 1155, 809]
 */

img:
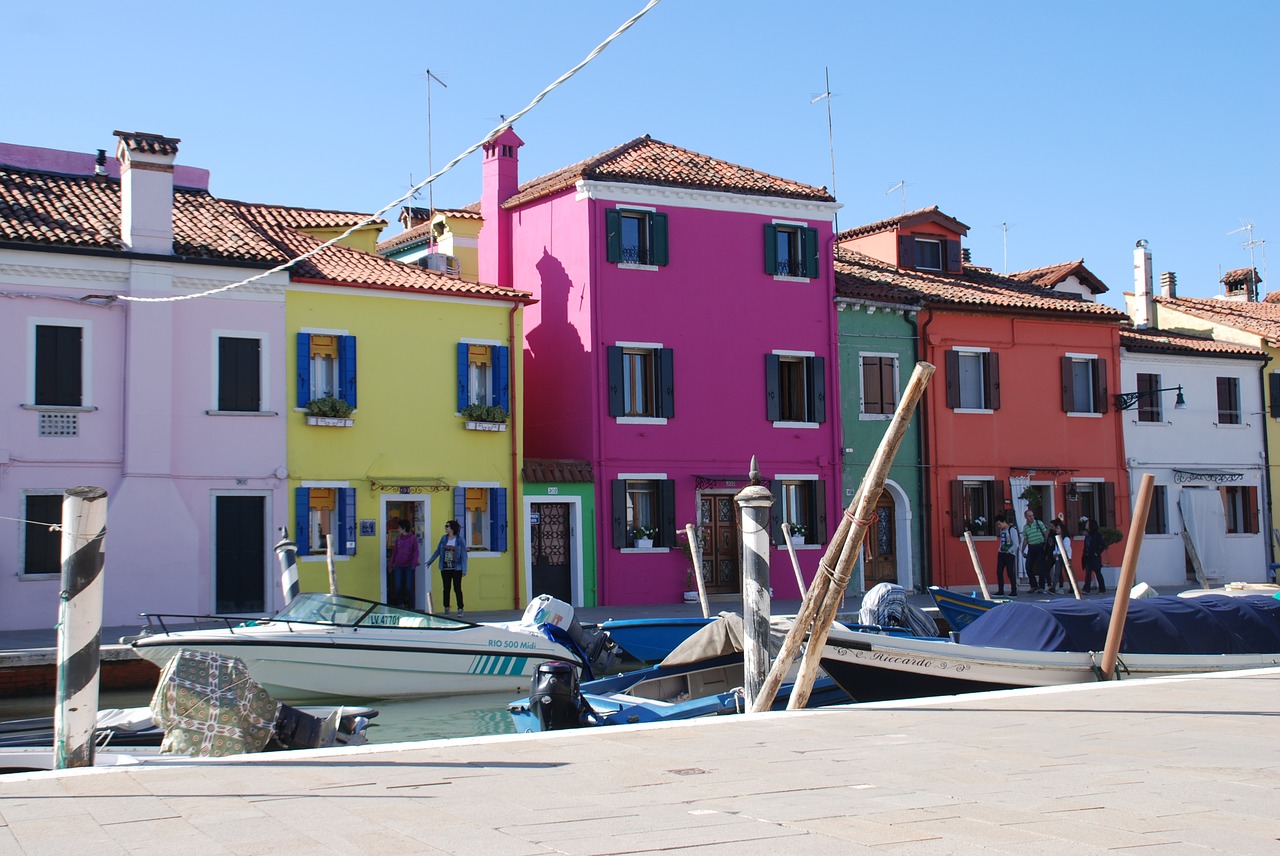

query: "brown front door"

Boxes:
[700, 494, 741, 595]
[864, 493, 897, 586]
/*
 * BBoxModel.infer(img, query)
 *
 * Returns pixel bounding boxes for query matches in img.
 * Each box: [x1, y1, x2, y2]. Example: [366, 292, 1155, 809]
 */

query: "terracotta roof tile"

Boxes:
[113, 130, 180, 157]
[377, 221, 434, 253]
[1119, 327, 1263, 358]
[235, 201, 384, 232]
[522, 458, 594, 483]
[1006, 259, 1108, 295]
[502, 135, 834, 209]
[834, 206, 970, 241]
[1222, 267, 1262, 286]
[834, 249, 1126, 319]
[1156, 295, 1280, 342]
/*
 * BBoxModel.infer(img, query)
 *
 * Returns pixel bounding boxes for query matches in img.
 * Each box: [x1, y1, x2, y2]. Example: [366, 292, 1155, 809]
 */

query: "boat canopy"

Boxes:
[959, 594, 1280, 654]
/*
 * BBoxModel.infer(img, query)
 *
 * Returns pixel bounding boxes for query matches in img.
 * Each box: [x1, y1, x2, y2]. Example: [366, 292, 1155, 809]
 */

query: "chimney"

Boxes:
[114, 130, 180, 254]
[1132, 239, 1154, 328]
[1160, 271, 1177, 299]
[478, 127, 524, 288]
[960, 247, 972, 265]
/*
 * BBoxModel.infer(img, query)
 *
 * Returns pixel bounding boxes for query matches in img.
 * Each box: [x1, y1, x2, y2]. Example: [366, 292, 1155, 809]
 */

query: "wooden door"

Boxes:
[700, 494, 741, 595]
[864, 493, 897, 586]
[215, 495, 265, 613]
[531, 502, 572, 602]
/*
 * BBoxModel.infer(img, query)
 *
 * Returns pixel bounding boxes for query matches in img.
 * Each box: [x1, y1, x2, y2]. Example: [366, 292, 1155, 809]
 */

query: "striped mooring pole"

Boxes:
[53, 485, 108, 770]
[735, 456, 773, 713]
[275, 527, 300, 606]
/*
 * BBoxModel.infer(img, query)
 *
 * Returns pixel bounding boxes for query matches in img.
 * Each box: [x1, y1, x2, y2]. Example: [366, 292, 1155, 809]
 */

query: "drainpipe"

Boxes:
[1261, 352, 1275, 573]
[914, 308, 934, 591]
[509, 298, 524, 609]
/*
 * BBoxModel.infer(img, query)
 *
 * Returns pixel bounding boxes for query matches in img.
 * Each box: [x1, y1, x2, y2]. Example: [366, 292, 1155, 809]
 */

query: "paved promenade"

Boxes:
[2, 667, 1278, 854]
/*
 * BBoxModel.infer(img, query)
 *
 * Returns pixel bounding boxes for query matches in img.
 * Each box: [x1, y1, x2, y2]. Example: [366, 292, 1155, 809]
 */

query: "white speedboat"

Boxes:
[127, 592, 615, 703]
[818, 594, 1280, 702]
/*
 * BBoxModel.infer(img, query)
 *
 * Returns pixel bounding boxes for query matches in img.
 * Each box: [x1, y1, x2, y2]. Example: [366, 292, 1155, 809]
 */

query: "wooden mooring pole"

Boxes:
[1100, 473, 1154, 680]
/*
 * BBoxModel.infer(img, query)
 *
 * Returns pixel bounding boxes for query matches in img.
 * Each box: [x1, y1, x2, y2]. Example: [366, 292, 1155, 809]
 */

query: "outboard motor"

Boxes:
[525, 594, 618, 677]
[530, 661, 589, 731]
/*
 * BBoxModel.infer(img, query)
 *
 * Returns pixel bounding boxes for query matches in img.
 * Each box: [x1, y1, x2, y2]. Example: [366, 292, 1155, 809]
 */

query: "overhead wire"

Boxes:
[119, 0, 662, 304]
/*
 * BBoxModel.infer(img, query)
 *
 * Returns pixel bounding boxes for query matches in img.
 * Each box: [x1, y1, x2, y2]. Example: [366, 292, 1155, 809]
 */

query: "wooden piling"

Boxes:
[1100, 473, 1154, 680]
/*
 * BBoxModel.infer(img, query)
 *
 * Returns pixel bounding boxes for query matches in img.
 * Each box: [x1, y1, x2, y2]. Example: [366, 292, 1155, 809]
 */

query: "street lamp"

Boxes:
[1113, 384, 1187, 411]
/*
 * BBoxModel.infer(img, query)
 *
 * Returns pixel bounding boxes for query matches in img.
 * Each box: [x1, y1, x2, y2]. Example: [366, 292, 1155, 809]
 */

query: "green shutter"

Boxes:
[765, 354, 781, 421]
[651, 212, 669, 266]
[606, 209, 621, 263]
[611, 480, 627, 548]
[764, 224, 777, 275]
[804, 227, 819, 278]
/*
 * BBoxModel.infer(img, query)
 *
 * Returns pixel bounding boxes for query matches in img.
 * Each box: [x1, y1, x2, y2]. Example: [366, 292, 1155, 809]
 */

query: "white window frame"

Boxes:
[771, 218, 810, 282]
[953, 346, 992, 413]
[28, 317, 93, 410]
[299, 480, 351, 563]
[458, 480, 502, 557]
[858, 351, 899, 420]
[19, 489, 65, 580]
[618, 205, 659, 271]
[210, 329, 272, 415]
[299, 327, 349, 407]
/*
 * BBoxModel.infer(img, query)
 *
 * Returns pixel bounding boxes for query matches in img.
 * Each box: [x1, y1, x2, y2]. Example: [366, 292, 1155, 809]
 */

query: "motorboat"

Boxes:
[508, 613, 850, 732]
[598, 616, 715, 662]
[928, 586, 1000, 633]
[127, 592, 615, 703]
[818, 593, 1280, 703]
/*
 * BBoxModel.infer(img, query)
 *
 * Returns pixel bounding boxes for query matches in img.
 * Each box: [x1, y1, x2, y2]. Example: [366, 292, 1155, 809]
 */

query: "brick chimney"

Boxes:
[114, 130, 180, 254]
[1131, 239, 1154, 328]
[478, 127, 523, 288]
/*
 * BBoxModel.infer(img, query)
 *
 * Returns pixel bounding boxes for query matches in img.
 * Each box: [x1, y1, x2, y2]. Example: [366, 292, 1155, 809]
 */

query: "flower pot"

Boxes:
[306, 416, 354, 427]
[683, 591, 698, 603]
[464, 420, 507, 432]
[789, 535, 805, 547]
[635, 538, 654, 550]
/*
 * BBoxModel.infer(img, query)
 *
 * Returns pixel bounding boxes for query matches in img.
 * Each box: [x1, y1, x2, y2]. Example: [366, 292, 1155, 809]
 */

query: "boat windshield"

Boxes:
[275, 593, 467, 630]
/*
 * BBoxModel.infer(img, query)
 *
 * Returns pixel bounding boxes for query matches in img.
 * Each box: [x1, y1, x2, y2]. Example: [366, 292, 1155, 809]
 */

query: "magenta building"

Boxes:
[479, 130, 842, 605]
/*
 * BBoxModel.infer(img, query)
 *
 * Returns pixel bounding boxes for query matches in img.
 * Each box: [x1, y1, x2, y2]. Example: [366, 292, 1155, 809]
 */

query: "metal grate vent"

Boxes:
[39, 412, 78, 437]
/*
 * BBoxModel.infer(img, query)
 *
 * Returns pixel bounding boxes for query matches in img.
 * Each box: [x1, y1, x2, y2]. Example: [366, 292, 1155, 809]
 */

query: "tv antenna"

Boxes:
[422, 69, 448, 220]
[810, 67, 838, 232]
[992, 221, 1015, 274]
[1228, 220, 1268, 295]
[886, 180, 907, 214]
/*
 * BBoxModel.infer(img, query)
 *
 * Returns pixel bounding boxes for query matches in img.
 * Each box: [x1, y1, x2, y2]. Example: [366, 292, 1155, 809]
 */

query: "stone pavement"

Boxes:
[2, 667, 1277, 854]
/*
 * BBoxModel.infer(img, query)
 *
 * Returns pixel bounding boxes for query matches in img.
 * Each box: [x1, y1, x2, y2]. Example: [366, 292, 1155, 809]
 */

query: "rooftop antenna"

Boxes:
[1228, 220, 1266, 294]
[886, 180, 907, 214]
[810, 67, 838, 233]
[992, 221, 1014, 274]
[423, 69, 448, 223]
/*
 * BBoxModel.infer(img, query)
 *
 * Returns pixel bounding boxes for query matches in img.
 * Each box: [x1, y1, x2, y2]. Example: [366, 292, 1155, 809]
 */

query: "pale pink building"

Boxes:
[480, 130, 842, 604]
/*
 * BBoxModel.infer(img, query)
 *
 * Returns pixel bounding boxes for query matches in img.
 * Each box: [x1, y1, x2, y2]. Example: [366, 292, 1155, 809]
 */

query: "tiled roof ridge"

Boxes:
[834, 206, 944, 241]
[232, 199, 385, 227]
[113, 130, 180, 156]
[1008, 259, 1086, 279]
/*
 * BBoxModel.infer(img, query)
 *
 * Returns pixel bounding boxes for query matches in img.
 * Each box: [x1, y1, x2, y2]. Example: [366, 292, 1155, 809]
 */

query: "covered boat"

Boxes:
[819, 594, 1280, 702]
[127, 593, 615, 703]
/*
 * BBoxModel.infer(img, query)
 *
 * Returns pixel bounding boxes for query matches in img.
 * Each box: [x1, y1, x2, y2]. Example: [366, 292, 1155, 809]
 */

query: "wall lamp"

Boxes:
[1114, 385, 1186, 411]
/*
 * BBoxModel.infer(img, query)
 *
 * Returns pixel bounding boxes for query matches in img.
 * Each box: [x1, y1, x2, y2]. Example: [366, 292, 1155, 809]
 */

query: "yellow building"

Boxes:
[247, 204, 532, 612]
[378, 206, 483, 282]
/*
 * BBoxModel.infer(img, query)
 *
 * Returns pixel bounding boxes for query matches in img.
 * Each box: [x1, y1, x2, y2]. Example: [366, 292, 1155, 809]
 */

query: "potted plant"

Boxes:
[305, 396, 354, 427]
[460, 404, 509, 432]
[1019, 486, 1042, 508]
[965, 516, 988, 536]
[787, 522, 808, 546]
[630, 525, 658, 550]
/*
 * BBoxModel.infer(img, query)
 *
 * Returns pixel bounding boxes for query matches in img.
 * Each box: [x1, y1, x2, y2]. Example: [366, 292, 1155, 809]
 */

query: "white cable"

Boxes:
[120, 0, 662, 304]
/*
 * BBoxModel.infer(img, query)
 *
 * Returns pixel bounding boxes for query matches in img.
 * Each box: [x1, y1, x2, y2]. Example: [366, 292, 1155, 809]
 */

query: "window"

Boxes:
[1061, 355, 1108, 414]
[1137, 372, 1162, 423]
[1065, 481, 1116, 530]
[611, 477, 675, 548]
[766, 353, 826, 424]
[23, 493, 62, 575]
[456, 343, 509, 411]
[294, 486, 357, 556]
[606, 208, 669, 266]
[860, 354, 898, 416]
[1221, 485, 1259, 534]
[453, 485, 508, 552]
[1217, 376, 1241, 424]
[297, 332, 356, 408]
[944, 349, 1000, 411]
[1146, 485, 1169, 535]
[764, 223, 819, 278]
[915, 239, 943, 271]
[771, 479, 828, 546]
[34, 324, 83, 406]
[950, 479, 1003, 537]
[218, 336, 262, 412]
[608, 345, 674, 419]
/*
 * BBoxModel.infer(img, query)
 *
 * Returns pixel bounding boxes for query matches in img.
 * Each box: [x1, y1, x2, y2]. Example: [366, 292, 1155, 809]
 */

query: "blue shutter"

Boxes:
[493, 346, 510, 411]
[457, 343, 470, 411]
[490, 488, 507, 552]
[764, 224, 777, 275]
[606, 209, 621, 263]
[296, 333, 311, 407]
[810, 356, 827, 423]
[651, 212, 669, 266]
[804, 227, 820, 278]
[607, 346, 625, 417]
[339, 488, 356, 555]
[294, 488, 311, 556]
[658, 347, 675, 418]
[765, 354, 781, 421]
[611, 479, 627, 548]
[338, 335, 357, 408]
[454, 487, 466, 540]
[770, 481, 784, 545]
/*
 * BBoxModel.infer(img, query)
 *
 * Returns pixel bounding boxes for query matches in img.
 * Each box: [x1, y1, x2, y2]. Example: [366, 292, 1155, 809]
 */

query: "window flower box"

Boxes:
[464, 420, 507, 432]
[306, 415, 354, 428]
[461, 404, 509, 432]
[305, 396, 354, 427]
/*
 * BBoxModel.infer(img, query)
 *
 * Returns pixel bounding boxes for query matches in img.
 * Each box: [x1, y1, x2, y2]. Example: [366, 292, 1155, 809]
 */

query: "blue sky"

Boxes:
[6, 1, 1276, 309]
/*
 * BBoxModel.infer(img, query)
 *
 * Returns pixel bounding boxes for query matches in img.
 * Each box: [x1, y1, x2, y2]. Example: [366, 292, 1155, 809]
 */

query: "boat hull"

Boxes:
[599, 617, 714, 662]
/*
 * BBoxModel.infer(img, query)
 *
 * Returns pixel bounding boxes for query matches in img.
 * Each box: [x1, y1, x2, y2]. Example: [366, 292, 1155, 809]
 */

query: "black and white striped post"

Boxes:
[53, 485, 108, 770]
[275, 527, 300, 606]
[734, 456, 773, 712]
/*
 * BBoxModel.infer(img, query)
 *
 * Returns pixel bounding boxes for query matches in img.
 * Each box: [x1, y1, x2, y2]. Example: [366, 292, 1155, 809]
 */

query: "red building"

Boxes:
[836, 208, 1131, 589]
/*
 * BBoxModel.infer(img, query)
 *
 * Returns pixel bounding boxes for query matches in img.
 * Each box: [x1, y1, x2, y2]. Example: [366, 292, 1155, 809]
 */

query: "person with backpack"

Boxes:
[1081, 517, 1107, 594]
[994, 513, 1020, 596]
[1021, 509, 1051, 594]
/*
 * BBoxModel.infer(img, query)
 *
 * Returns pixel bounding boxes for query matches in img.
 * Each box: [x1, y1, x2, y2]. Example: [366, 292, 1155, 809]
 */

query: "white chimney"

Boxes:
[1160, 271, 1177, 298]
[1131, 239, 1154, 328]
[114, 130, 180, 255]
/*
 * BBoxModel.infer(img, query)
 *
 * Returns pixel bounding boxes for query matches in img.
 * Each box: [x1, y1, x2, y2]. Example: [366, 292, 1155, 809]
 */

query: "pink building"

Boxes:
[479, 130, 842, 604]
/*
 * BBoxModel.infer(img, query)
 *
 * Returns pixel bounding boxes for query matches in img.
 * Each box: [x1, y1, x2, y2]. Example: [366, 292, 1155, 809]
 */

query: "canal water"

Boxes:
[0, 688, 522, 744]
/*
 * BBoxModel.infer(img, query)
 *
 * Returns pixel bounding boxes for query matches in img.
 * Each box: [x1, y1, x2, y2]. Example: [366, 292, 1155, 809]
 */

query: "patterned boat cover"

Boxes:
[859, 582, 941, 638]
[150, 649, 281, 757]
